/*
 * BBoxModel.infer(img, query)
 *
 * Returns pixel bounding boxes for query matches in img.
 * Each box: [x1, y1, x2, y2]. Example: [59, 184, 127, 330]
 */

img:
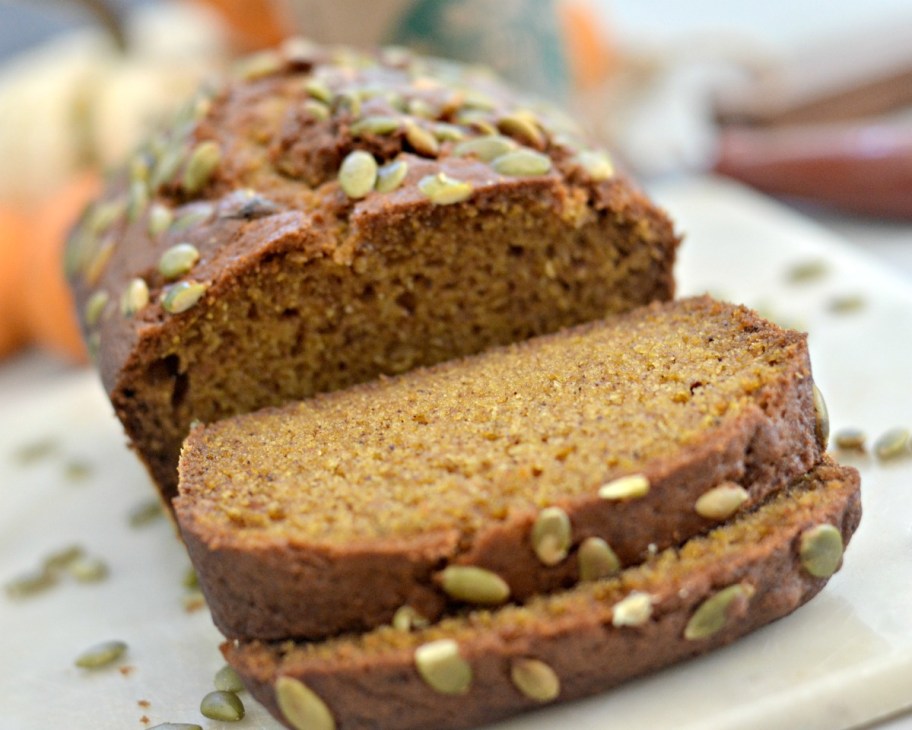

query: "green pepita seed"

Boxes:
[235, 50, 283, 80]
[457, 112, 498, 135]
[598, 474, 650, 501]
[786, 259, 828, 283]
[874, 427, 910, 460]
[834, 428, 866, 452]
[828, 294, 865, 313]
[148, 203, 174, 237]
[63, 459, 93, 482]
[127, 180, 149, 222]
[432, 122, 466, 142]
[120, 278, 150, 317]
[407, 98, 436, 119]
[12, 437, 58, 464]
[574, 150, 614, 181]
[158, 243, 200, 280]
[418, 173, 473, 205]
[331, 92, 361, 118]
[694, 483, 749, 521]
[414, 639, 472, 695]
[214, 664, 245, 693]
[452, 135, 517, 161]
[461, 90, 496, 111]
[684, 584, 754, 640]
[4, 568, 56, 598]
[813, 384, 829, 449]
[128, 498, 164, 527]
[510, 658, 560, 702]
[275, 676, 336, 730]
[799, 524, 844, 578]
[44, 545, 84, 572]
[84, 290, 109, 328]
[304, 99, 330, 121]
[375, 160, 409, 193]
[405, 122, 440, 157]
[88, 199, 127, 235]
[68, 556, 109, 583]
[304, 78, 333, 104]
[439, 565, 510, 605]
[577, 536, 621, 581]
[162, 281, 208, 314]
[200, 690, 245, 722]
[531, 507, 572, 566]
[351, 116, 401, 137]
[338, 150, 378, 199]
[182, 567, 199, 589]
[171, 203, 214, 232]
[491, 149, 552, 177]
[75, 639, 127, 668]
[84, 238, 115, 286]
[392, 604, 429, 631]
[497, 112, 545, 148]
[182, 141, 221, 195]
[611, 591, 653, 627]
[151, 145, 185, 190]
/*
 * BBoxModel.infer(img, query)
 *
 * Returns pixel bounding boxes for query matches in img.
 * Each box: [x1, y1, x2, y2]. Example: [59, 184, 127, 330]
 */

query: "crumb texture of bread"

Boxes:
[176, 296, 825, 640]
[65, 43, 679, 502]
[224, 459, 861, 730]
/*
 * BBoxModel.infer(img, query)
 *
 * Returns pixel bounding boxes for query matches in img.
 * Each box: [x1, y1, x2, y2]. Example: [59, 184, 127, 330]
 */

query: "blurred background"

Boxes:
[0, 0, 911, 368]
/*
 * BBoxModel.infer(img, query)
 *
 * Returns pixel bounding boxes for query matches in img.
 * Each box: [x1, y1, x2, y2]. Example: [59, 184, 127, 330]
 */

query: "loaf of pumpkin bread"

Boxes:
[65, 41, 679, 503]
[224, 458, 860, 730]
[176, 296, 827, 641]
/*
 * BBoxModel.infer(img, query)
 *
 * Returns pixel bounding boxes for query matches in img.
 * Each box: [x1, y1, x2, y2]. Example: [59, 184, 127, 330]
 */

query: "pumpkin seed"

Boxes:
[75, 639, 127, 668]
[461, 90, 496, 111]
[84, 239, 115, 286]
[127, 180, 149, 222]
[331, 92, 361, 118]
[405, 122, 440, 157]
[44, 545, 84, 572]
[128, 497, 164, 527]
[574, 150, 614, 181]
[497, 112, 545, 148]
[828, 294, 865, 313]
[432, 122, 466, 142]
[64, 459, 93, 482]
[84, 290, 109, 327]
[392, 604, 429, 631]
[834, 428, 866, 452]
[874, 427, 910, 460]
[577, 537, 620, 581]
[68, 556, 109, 583]
[786, 259, 828, 283]
[799, 524, 844, 578]
[200, 690, 245, 721]
[304, 99, 330, 121]
[611, 591, 653, 627]
[151, 145, 185, 190]
[158, 243, 200, 280]
[491, 149, 552, 177]
[120, 277, 150, 317]
[88, 199, 127, 235]
[162, 281, 208, 314]
[171, 203, 214, 232]
[452, 135, 517, 162]
[812, 384, 829, 448]
[235, 50, 283, 80]
[338, 150, 378, 199]
[439, 565, 510, 605]
[214, 664, 245, 693]
[219, 189, 279, 220]
[510, 658, 560, 702]
[304, 78, 333, 104]
[694, 483, 749, 521]
[183, 141, 221, 194]
[183, 567, 199, 589]
[12, 437, 57, 464]
[148, 203, 173, 236]
[414, 639, 472, 695]
[684, 583, 754, 640]
[598, 474, 650, 501]
[407, 97, 436, 119]
[4, 568, 56, 598]
[351, 115, 401, 137]
[418, 173, 473, 205]
[375, 160, 409, 193]
[276, 676, 336, 730]
[531, 506, 571, 566]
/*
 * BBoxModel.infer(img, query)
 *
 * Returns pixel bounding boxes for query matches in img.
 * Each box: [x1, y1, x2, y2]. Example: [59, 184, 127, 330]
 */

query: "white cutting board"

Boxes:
[0, 176, 910, 730]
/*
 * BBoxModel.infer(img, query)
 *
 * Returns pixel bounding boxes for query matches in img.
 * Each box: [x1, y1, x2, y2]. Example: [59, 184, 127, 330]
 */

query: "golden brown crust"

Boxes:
[224, 459, 861, 730]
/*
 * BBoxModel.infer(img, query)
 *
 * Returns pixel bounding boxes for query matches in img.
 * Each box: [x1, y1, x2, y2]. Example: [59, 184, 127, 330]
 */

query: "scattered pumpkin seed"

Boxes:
[88, 198, 127, 235]
[12, 437, 58, 465]
[44, 545, 84, 572]
[834, 428, 866, 452]
[158, 243, 200, 280]
[127, 180, 149, 222]
[200, 690, 245, 722]
[304, 78, 333, 104]
[275, 676, 336, 730]
[452, 135, 516, 161]
[874, 427, 910, 461]
[392, 604, 429, 631]
[68, 556, 109, 583]
[611, 591, 653, 627]
[414, 639, 472, 695]
[331, 92, 361, 118]
[574, 150, 614, 181]
[828, 294, 866, 313]
[405, 122, 440, 157]
[375, 160, 409, 193]
[786, 259, 828, 283]
[4, 568, 56, 598]
[812, 384, 830, 448]
[351, 115, 401, 137]
[491, 149, 552, 177]
[303, 99, 330, 121]
[338, 150, 378, 199]
[75, 639, 127, 668]
[235, 50, 283, 80]
[457, 111, 498, 135]
[63, 458, 93, 482]
[183, 567, 199, 589]
[461, 89, 496, 111]
[432, 122, 466, 142]
[407, 98, 436, 119]
[151, 145, 185, 190]
[148, 724, 203, 730]
[510, 658, 560, 702]
[531, 506, 572, 566]
[148, 203, 174, 237]
[171, 203, 214, 232]
[497, 112, 545, 148]
[120, 277, 150, 317]
[694, 483, 749, 521]
[799, 524, 844, 578]
[214, 664, 245, 693]
[162, 281, 208, 314]
[84, 290, 109, 328]
[418, 172, 473, 205]
[684, 583, 754, 640]
[183, 141, 222, 195]
[577, 537, 621, 581]
[439, 565, 510, 605]
[598, 474, 650, 501]
[128, 498, 164, 527]
[83, 238, 115, 286]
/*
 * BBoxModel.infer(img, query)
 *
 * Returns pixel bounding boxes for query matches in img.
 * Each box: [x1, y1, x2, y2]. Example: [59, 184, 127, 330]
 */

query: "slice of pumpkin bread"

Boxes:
[176, 296, 827, 640]
[224, 459, 860, 730]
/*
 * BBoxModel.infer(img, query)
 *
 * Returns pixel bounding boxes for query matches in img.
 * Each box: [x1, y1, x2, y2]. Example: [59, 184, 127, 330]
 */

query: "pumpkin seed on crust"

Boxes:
[414, 639, 472, 695]
[531, 506, 571, 566]
[684, 583, 754, 640]
[510, 658, 560, 702]
[276, 676, 335, 730]
[799, 524, 844, 578]
[439, 565, 510, 605]
[338, 150, 378, 199]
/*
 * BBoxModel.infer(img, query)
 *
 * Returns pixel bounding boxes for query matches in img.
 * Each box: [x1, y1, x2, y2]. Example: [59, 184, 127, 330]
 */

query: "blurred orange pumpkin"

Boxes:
[0, 207, 29, 358]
